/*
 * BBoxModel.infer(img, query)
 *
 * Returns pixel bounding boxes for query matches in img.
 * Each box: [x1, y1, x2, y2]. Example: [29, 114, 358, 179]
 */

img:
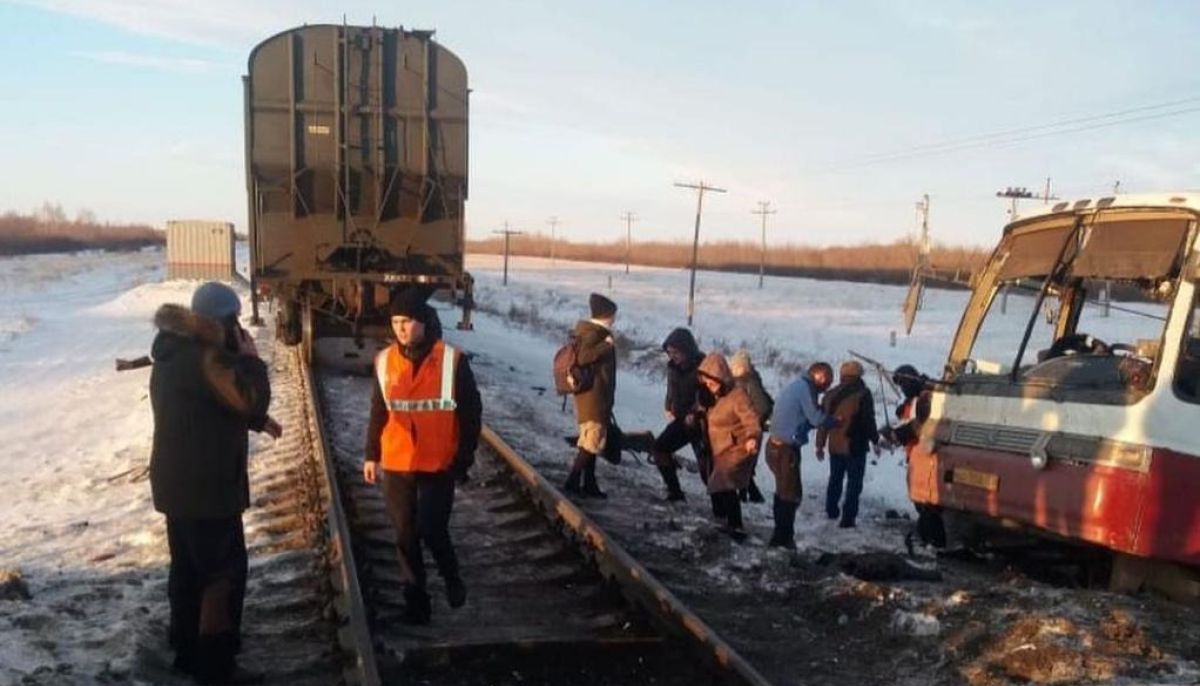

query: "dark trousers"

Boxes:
[711, 490, 743, 529]
[380, 470, 460, 598]
[165, 516, 247, 678]
[826, 452, 867, 524]
[653, 417, 710, 483]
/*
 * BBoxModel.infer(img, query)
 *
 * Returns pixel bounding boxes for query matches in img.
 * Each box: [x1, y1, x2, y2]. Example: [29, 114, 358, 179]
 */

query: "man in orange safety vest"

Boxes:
[363, 288, 482, 625]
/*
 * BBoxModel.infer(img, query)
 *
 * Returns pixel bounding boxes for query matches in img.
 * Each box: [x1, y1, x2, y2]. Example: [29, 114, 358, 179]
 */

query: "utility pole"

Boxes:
[547, 216, 560, 267]
[751, 201, 776, 289]
[493, 222, 523, 286]
[996, 186, 1035, 221]
[1113, 180, 1122, 194]
[914, 194, 931, 266]
[675, 180, 727, 326]
[619, 211, 637, 274]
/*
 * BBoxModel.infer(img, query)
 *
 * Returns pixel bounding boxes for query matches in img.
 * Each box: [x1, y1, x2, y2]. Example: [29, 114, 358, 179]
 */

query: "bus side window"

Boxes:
[1176, 300, 1200, 402]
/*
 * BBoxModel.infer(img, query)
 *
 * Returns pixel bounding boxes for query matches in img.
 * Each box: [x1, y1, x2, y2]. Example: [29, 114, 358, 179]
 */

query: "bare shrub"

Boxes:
[0, 207, 164, 256]
[467, 234, 987, 285]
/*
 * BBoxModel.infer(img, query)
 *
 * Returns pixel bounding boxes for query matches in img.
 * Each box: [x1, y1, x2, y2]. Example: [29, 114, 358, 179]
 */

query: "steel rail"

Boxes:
[480, 426, 775, 686]
[299, 352, 382, 686]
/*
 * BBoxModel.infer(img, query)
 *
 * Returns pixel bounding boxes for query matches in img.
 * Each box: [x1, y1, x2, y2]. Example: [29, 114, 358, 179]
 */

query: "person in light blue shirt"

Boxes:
[765, 362, 837, 548]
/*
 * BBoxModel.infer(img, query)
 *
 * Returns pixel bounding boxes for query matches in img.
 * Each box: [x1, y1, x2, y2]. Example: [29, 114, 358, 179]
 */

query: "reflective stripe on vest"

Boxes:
[375, 343, 458, 412]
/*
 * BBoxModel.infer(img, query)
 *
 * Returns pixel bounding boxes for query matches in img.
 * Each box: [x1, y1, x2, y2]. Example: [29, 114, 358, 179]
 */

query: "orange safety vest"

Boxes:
[374, 340, 461, 473]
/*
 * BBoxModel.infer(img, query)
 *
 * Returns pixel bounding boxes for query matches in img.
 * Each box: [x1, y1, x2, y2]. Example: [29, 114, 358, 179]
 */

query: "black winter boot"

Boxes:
[402, 587, 432, 625]
[710, 494, 725, 520]
[444, 575, 467, 609]
[581, 452, 607, 499]
[768, 496, 797, 549]
[193, 632, 262, 685]
[563, 449, 590, 494]
[658, 465, 686, 501]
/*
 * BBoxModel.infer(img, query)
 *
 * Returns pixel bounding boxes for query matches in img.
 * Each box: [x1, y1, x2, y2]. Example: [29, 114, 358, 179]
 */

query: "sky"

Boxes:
[2, 0, 1200, 247]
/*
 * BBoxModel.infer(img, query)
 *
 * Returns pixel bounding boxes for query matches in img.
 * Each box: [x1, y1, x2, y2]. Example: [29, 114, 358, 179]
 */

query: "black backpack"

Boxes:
[553, 335, 595, 395]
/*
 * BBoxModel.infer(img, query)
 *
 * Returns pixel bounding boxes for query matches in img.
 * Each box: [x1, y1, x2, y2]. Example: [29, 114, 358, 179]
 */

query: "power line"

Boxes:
[827, 98, 1200, 171]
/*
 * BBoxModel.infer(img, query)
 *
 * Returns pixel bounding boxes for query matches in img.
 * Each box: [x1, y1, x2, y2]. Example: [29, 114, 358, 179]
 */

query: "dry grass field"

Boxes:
[0, 208, 163, 256]
[467, 234, 988, 285]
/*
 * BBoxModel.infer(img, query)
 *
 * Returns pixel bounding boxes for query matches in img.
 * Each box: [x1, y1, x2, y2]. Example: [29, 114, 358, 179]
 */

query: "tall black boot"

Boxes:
[658, 465, 686, 501]
[563, 449, 589, 494]
[193, 632, 262, 685]
[581, 451, 607, 499]
[710, 494, 725, 520]
[769, 496, 797, 549]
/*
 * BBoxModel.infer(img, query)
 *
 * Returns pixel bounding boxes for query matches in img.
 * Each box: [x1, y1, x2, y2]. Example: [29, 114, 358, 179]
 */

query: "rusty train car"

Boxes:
[244, 24, 472, 360]
[909, 193, 1200, 599]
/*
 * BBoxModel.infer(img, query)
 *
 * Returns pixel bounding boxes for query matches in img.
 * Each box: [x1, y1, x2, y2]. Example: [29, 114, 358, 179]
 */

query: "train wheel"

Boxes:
[300, 301, 315, 366]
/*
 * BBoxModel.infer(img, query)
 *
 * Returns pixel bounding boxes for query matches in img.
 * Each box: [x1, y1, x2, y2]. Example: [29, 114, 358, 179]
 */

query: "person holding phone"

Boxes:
[149, 281, 281, 684]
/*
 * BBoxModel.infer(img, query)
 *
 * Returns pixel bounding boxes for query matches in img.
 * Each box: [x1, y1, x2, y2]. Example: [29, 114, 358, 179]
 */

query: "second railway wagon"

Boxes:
[244, 24, 473, 360]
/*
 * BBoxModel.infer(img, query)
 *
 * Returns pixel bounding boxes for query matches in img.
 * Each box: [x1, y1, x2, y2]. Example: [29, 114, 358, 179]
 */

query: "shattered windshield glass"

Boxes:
[958, 211, 1191, 399]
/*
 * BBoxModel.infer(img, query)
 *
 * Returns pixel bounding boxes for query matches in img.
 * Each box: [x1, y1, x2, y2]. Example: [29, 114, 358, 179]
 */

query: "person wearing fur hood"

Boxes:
[149, 281, 280, 684]
[697, 352, 763, 540]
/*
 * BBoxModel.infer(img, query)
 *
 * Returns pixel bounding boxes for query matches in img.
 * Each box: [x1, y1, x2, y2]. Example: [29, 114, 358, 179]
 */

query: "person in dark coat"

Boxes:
[564, 293, 618, 498]
[765, 362, 836, 548]
[650, 328, 707, 501]
[149, 281, 280, 684]
[364, 288, 482, 625]
[815, 361, 880, 528]
[729, 350, 771, 504]
[698, 353, 762, 540]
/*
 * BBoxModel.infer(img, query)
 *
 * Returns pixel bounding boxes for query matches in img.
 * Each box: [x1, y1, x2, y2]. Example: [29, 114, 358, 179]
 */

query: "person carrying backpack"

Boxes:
[564, 293, 618, 498]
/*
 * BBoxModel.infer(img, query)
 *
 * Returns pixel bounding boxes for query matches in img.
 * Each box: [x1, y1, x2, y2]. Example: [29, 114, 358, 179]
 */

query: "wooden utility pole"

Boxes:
[619, 211, 637, 274]
[674, 180, 727, 326]
[493, 222, 523, 286]
[751, 201, 776, 289]
[547, 216, 560, 267]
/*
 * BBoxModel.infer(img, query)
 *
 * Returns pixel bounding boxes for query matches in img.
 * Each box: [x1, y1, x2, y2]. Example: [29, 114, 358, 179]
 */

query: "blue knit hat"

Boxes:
[191, 282, 241, 320]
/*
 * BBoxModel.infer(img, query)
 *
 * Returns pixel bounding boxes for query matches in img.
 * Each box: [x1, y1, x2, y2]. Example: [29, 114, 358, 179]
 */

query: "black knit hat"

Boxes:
[589, 292, 617, 319]
[388, 287, 433, 323]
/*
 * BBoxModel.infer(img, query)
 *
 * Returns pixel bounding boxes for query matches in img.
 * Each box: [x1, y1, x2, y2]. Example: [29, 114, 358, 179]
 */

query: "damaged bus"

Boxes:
[908, 193, 1200, 599]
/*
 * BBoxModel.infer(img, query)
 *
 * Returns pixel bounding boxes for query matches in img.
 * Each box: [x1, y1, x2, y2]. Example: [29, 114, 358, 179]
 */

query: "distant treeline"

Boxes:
[0, 204, 164, 256]
[467, 234, 988, 286]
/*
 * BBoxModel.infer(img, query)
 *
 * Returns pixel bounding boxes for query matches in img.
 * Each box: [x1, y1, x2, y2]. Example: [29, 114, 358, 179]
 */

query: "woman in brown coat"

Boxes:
[697, 353, 762, 539]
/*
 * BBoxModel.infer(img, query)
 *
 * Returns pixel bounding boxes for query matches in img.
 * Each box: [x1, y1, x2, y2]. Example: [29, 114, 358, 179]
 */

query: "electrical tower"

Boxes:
[751, 201, 776, 289]
[674, 181, 726, 326]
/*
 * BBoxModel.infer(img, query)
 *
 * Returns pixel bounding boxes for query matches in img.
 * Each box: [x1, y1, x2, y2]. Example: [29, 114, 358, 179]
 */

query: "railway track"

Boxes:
[300, 350, 775, 686]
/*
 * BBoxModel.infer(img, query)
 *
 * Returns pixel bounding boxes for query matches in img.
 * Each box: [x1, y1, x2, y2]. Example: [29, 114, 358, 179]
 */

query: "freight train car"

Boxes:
[244, 24, 472, 361]
[907, 193, 1200, 599]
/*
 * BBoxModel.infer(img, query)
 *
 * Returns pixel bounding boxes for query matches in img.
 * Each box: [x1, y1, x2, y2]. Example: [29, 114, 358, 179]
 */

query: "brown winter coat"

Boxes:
[571, 319, 617, 424]
[699, 354, 761, 493]
[815, 376, 878, 456]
